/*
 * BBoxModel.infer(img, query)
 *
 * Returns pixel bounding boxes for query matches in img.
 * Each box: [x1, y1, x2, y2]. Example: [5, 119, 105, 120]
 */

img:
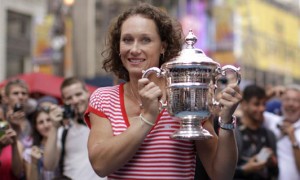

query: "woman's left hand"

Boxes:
[218, 84, 242, 123]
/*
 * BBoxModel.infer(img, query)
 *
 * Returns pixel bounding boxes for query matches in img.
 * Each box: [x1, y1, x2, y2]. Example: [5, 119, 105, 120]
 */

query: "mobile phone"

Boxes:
[0, 121, 9, 138]
[256, 147, 272, 162]
[13, 103, 23, 112]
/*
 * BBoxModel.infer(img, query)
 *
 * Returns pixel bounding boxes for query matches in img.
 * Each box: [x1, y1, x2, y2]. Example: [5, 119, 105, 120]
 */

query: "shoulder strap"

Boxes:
[58, 128, 69, 175]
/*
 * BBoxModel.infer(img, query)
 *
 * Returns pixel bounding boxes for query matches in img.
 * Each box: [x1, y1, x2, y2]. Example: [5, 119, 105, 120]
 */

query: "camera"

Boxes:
[0, 121, 9, 138]
[13, 103, 23, 112]
[62, 104, 75, 119]
[276, 124, 283, 129]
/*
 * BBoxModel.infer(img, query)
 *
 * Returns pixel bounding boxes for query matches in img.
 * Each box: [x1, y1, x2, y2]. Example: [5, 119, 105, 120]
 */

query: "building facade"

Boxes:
[0, 0, 46, 81]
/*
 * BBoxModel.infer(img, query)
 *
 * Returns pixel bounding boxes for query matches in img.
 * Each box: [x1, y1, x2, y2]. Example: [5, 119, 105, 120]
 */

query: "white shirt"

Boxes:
[57, 123, 106, 180]
[263, 112, 300, 180]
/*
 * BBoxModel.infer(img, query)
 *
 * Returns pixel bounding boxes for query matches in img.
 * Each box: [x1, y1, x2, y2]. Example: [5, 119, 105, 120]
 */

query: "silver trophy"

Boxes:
[142, 30, 241, 140]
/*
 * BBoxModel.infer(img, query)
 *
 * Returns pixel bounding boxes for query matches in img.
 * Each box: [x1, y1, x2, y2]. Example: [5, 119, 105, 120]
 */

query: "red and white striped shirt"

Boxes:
[85, 84, 196, 179]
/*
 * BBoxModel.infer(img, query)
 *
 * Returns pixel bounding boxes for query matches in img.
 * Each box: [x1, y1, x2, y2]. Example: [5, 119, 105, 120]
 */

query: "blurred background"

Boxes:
[0, 0, 299, 88]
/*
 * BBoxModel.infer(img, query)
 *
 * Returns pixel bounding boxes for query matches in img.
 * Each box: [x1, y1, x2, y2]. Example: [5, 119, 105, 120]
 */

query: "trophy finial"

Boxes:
[185, 29, 197, 48]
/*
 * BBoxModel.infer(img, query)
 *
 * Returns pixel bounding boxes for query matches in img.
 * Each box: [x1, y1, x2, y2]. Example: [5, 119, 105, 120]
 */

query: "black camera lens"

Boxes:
[63, 104, 75, 119]
[13, 104, 23, 112]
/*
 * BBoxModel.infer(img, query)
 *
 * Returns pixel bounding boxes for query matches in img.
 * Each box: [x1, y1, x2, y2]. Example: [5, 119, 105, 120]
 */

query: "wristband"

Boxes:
[139, 114, 155, 126]
[218, 116, 236, 130]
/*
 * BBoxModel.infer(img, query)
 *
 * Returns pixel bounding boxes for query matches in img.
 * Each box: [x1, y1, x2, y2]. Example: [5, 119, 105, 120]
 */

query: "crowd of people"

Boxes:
[0, 2, 299, 180]
[0, 77, 106, 180]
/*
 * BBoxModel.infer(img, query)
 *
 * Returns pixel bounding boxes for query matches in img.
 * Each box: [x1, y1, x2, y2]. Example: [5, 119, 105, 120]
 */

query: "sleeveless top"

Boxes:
[85, 84, 196, 179]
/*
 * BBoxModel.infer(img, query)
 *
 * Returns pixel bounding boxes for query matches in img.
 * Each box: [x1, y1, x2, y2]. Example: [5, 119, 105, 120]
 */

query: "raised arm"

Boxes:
[25, 146, 43, 180]
[285, 123, 300, 171]
[196, 84, 241, 180]
[43, 105, 63, 170]
[10, 130, 24, 178]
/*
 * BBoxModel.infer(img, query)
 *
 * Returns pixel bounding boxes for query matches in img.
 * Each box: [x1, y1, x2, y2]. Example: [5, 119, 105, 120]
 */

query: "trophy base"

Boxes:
[170, 118, 213, 140]
[170, 128, 212, 140]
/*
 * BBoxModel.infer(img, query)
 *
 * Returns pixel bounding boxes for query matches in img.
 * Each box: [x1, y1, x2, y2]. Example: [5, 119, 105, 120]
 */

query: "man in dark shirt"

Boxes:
[234, 84, 278, 180]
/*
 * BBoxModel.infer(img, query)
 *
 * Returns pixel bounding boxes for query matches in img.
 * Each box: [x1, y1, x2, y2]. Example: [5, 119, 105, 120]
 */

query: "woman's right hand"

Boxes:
[30, 146, 43, 165]
[138, 78, 162, 120]
[48, 105, 63, 128]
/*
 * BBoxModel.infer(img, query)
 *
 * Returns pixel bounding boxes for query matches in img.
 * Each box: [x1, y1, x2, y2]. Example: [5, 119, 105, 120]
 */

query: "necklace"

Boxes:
[129, 84, 143, 108]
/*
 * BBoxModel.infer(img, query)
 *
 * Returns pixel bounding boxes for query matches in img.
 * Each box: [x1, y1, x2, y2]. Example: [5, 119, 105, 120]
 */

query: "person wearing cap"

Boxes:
[37, 96, 59, 108]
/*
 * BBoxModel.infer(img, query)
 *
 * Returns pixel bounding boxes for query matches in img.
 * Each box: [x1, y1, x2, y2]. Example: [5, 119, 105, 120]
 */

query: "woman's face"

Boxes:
[119, 15, 165, 78]
[35, 111, 52, 138]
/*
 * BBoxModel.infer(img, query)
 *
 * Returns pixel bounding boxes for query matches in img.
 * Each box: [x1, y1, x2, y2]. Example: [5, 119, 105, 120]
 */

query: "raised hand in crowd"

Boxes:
[0, 126, 24, 179]
[48, 104, 64, 128]
[43, 104, 63, 171]
[6, 108, 27, 132]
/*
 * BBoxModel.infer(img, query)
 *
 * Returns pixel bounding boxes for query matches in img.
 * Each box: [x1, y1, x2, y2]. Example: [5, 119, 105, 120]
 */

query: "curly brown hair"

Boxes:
[102, 3, 183, 81]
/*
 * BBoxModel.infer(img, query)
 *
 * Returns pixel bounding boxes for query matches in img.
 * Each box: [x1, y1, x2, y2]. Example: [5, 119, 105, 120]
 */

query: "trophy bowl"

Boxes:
[142, 30, 241, 140]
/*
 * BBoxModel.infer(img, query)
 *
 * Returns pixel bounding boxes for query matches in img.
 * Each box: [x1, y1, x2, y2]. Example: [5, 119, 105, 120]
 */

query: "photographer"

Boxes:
[43, 77, 104, 180]
[3, 79, 32, 149]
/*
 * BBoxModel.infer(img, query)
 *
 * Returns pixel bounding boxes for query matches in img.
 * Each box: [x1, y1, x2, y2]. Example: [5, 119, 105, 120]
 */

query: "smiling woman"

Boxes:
[84, 3, 241, 180]
[119, 15, 164, 78]
[23, 108, 59, 180]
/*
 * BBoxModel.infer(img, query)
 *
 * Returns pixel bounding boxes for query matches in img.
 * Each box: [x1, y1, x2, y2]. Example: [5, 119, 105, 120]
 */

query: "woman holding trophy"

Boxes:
[84, 3, 242, 180]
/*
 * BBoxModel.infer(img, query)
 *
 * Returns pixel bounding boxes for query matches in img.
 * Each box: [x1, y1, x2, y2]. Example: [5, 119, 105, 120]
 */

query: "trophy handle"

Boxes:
[213, 65, 241, 106]
[220, 65, 241, 85]
[142, 67, 167, 111]
[142, 67, 164, 78]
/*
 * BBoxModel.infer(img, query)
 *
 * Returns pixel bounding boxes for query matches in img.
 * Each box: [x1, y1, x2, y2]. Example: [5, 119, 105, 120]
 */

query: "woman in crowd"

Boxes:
[24, 107, 61, 180]
[84, 3, 241, 180]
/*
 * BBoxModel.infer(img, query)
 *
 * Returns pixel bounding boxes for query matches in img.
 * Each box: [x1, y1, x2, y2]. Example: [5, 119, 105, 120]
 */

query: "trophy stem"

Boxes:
[170, 118, 213, 140]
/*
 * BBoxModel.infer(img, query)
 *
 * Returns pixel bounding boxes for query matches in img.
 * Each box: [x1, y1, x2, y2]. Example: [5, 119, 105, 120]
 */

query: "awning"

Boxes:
[0, 72, 97, 99]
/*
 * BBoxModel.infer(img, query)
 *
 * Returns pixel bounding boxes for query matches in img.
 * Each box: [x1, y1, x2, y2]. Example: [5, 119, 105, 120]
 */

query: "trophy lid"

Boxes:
[164, 29, 219, 68]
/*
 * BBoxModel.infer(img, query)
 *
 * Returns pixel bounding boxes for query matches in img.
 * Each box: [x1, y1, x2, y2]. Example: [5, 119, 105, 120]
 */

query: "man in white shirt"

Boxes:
[264, 84, 300, 180]
[44, 77, 106, 180]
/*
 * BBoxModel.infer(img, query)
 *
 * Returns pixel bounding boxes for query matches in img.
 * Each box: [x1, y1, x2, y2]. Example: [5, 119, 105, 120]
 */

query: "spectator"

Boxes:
[24, 107, 60, 180]
[43, 77, 105, 180]
[85, 3, 241, 180]
[37, 95, 59, 108]
[3, 79, 32, 148]
[234, 84, 278, 180]
[264, 84, 300, 180]
[265, 98, 282, 116]
[265, 85, 284, 116]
